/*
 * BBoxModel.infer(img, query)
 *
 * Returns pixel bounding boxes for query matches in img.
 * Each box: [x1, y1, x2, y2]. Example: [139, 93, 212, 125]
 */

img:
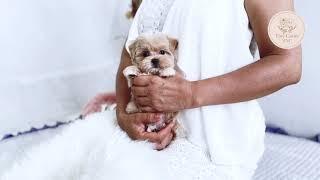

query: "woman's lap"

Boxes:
[1, 110, 254, 180]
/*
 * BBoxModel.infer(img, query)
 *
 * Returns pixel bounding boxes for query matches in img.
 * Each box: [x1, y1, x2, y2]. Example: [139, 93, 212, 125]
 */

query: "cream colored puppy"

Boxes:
[123, 33, 184, 135]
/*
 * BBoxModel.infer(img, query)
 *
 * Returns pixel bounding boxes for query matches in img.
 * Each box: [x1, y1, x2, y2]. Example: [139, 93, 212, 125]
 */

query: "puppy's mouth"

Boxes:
[138, 57, 173, 75]
[147, 58, 170, 75]
[147, 68, 162, 75]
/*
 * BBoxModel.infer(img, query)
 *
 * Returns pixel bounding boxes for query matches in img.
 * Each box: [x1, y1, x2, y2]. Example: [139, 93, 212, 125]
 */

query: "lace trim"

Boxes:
[137, 0, 175, 34]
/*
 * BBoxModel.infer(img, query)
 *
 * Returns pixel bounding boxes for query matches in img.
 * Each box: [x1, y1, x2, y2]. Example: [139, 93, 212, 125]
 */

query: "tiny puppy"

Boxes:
[123, 33, 185, 135]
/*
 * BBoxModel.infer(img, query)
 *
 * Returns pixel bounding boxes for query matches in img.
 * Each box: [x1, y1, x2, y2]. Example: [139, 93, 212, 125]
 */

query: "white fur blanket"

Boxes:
[1, 110, 222, 180]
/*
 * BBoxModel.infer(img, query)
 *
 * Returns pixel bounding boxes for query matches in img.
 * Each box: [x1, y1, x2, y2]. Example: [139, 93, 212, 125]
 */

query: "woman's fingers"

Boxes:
[133, 75, 151, 86]
[140, 106, 157, 112]
[156, 122, 176, 150]
[135, 97, 150, 106]
[155, 133, 174, 150]
[102, 93, 117, 103]
[132, 86, 148, 97]
[120, 112, 176, 150]
[81, 92, 116, 116]
[141, 121, 175, 144]
[136, 113, 163, 124]
[82, 101, 96, 115]
[82, 104, 100, 116]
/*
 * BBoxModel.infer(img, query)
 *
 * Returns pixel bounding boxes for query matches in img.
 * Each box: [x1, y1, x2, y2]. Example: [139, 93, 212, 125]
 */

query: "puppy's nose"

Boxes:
[151, 58, 160, 68]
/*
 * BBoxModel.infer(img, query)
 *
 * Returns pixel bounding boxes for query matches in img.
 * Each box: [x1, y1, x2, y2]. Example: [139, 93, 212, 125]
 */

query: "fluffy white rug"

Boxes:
[1, 110, 221, 180]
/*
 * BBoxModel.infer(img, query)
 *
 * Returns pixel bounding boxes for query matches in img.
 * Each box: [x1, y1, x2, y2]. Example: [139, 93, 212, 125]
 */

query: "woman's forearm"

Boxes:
[187, 0, 301, 108]
[191, 51, 302, 107]
[116, 48, 132, 115]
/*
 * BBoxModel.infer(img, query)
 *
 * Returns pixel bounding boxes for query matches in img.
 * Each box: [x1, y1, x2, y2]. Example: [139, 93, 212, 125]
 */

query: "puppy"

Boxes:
[123, 33, 185, 135]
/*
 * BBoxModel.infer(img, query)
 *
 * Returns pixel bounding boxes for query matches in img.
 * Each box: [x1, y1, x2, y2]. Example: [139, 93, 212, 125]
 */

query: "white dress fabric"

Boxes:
[1, 0, 265, 179]
[2, 110, 239, 180]
[127, 0, 266, 169]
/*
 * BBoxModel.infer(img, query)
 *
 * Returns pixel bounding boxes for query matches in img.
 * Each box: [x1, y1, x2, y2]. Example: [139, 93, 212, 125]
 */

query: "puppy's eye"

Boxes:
[159, 50, 166, 55]
[142, 50, 150, 57]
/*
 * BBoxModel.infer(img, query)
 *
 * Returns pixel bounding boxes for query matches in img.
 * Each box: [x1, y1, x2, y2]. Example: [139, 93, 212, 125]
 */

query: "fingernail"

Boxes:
[152, 143, 158, 149]
[159, 114, 165, 120]
[155, 114, 161, 120]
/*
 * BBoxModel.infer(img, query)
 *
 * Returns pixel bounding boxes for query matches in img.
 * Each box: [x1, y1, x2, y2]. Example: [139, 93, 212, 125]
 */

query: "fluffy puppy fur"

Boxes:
[123, 33, 184, 134]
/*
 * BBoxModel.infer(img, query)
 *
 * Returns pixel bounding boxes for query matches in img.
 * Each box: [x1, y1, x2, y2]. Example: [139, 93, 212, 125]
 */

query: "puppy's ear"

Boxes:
[168, 37, 179, 52]
[128, 40, 137, 58]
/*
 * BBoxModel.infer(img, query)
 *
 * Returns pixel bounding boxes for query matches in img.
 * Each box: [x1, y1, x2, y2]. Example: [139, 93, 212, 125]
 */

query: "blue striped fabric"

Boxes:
[266, 124, 320, 143]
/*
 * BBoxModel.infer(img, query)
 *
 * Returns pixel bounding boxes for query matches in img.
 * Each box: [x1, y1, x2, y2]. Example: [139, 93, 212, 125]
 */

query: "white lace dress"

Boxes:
[2, 0, 264, 179]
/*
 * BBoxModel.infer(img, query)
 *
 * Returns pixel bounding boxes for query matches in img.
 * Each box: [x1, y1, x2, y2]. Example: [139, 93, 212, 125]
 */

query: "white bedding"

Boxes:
[0, 111, 219, 180]
[0, 124, 67, 173]
[253, 133, 320, 180]
[1, 119, 320, 180]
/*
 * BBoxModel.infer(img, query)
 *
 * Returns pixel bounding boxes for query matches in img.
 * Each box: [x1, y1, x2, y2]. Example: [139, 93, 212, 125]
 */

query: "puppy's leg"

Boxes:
[123, 65, 141, 113]
[146, 113, 177, 132]
[160, 67, 176, 77]
[126, 99, 139, 113]
[123, 66, 140, 87]
[147, 117, 166, 132]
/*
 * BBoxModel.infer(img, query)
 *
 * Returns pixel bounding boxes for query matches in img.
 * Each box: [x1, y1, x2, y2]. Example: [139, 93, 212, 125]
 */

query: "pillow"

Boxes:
[0, 0, 131, 139]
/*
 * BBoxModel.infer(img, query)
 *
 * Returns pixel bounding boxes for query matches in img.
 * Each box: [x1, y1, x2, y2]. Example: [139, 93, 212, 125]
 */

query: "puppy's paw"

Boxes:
[146, 124, 158, 132]
[123, 66, 140, 77]
[160, 68, 176, 77]
[126, 101, 139, 113]
[123, 66, 140, 87]
[147, 122, 166, 132]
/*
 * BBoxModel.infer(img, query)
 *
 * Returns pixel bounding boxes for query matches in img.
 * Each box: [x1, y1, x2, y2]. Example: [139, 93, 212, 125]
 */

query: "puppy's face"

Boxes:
[129, 34, 178, 75]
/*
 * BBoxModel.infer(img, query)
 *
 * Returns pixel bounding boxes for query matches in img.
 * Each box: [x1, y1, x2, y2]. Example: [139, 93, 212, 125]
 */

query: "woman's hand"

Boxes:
[82, 92, 116, 116]
[132, 74, 194, 113]
[117, 111, 176, 150]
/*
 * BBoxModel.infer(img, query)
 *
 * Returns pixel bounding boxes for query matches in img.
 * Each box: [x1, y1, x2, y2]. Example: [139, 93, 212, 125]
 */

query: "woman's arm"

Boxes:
[191, 0, 301, 107]
[115, 48, 133, 116]
[132, 0, 302, 112]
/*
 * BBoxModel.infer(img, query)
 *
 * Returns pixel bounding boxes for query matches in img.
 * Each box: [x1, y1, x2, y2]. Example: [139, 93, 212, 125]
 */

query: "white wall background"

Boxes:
[260, 0, 320, 137]
[0, 0, 131, 135]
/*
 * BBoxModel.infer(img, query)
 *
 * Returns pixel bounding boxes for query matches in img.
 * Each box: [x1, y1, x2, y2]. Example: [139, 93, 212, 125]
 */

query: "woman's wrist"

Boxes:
[188, 80, 201, 109]
[116, 107, 128, 129]
[116, 106, 127, 119]
[189, 77, 227, 108]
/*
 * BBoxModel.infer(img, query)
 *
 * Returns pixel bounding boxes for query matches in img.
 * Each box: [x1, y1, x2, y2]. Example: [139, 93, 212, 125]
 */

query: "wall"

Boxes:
[0, 0, 131, 135]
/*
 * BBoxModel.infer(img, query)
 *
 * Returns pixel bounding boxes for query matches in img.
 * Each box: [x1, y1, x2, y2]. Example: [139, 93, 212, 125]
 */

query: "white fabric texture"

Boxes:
[126, 0, 265, 168]
[2, 127, 320, 180]
[253, 133, 320, 180]
[0, 0, 131, 138]
[0, 110, 255, 180]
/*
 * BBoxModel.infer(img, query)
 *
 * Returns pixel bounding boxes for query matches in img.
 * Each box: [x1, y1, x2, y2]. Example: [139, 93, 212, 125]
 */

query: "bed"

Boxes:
[1, 124, 320, 180]
[253, 133, 320, 180]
